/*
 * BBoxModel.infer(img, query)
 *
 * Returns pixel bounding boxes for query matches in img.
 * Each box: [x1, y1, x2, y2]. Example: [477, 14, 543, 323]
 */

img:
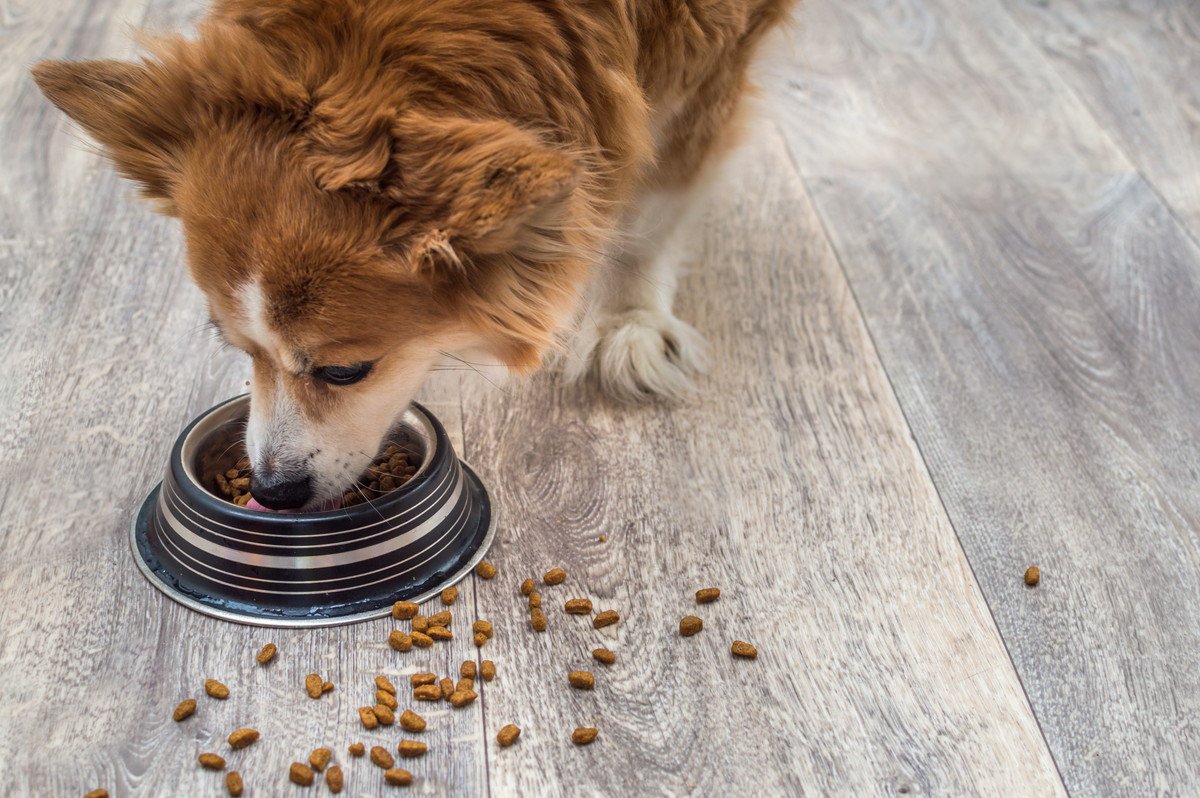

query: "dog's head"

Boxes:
[33, 25, 595, 509]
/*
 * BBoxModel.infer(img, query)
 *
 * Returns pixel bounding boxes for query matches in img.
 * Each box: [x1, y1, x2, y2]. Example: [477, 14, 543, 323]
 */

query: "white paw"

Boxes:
[587, 309, 709, 402]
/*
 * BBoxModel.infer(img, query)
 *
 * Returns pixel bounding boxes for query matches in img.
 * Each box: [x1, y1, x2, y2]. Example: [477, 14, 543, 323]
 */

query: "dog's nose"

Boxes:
[250, 474, 312, 510]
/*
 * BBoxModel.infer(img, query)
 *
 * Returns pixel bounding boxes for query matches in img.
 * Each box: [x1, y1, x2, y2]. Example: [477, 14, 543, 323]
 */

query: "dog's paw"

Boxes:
[588, 309, 709, 403]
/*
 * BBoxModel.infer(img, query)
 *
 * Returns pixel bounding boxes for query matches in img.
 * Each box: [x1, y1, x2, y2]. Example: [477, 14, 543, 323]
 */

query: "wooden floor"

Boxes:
[2, 0, 1198, 795]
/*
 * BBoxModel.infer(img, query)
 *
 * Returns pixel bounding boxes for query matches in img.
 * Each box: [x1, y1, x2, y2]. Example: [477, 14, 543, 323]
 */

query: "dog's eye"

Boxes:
[313, 362, 374, 386]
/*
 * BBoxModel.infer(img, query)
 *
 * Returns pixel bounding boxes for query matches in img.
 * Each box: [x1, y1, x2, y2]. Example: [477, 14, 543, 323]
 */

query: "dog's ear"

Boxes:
[32, 59, 186, 207]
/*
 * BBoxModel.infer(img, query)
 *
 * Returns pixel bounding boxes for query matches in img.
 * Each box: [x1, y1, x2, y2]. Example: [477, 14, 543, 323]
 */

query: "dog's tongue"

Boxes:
[246, 496, 342, 513]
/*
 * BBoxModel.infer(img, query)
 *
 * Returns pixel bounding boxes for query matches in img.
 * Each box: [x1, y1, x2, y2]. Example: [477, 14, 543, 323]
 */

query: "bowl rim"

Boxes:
[173, 393, 445, 525]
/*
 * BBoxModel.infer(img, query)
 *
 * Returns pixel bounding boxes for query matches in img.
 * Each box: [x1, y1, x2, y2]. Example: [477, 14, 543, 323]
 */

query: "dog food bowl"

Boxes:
[130, 394, 495, 627]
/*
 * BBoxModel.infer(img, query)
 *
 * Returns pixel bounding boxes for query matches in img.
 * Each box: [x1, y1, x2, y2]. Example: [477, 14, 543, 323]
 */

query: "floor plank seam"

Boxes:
[768, 117, 1072, 795]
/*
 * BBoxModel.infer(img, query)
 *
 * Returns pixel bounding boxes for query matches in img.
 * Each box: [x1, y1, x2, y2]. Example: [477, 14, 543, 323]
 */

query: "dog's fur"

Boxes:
[34, 0, 792, 509]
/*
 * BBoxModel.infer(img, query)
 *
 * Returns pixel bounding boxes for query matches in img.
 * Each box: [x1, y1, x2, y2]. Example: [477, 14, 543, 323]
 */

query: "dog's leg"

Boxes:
[570, 178, 716, 402]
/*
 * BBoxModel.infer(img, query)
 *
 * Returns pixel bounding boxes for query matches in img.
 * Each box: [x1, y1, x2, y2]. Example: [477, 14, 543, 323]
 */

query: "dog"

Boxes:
[33, 0, 793, 510]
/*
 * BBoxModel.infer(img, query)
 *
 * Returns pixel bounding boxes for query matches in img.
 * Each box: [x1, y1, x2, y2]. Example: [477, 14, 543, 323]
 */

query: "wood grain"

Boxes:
[461, 131, 1062, 796]
[768, 0, 1200, 793]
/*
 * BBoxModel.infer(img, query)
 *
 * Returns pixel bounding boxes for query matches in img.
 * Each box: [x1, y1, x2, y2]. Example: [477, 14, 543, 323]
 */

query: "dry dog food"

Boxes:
[83, 791, 108, 798]
[227, 728, 260, 750]
[309, 748, 332, 771]
[474, 632, 487, 647]
[449, 688, 478, 708]
[399, 709, 426, 732]
[456, 677, 474, 692]
[348, 743, 365, 757]
[289, 762, 315, 786]
[571, 727, 598, 745]
[359, 707, 378, 729]
[476, 561, 498, 579]
[204, 679, 230, 700]
[695, 587, 721, 604]
[679, 616, 703, 636]
[384, 768, 414, 786]
[414, 685, 442, 701]
[304, 673, 324, 698]
[429, 610, 452, 627]
[255, 643, 277, 665]
[172, 698, 196, 722]
[1024, 565, 1040, 586]
[441, 586, 459, 605]
[528, 591, 542, 608]
[731, 640, 758, 659]
[530, 608, 548, 632]
[481, 661, 496, 682]
[374, 704, 396, 725]
[473, 619, 493, 638]
[398, 740, 428, 758]
[497, 724, 521, 747]
[392, 601, 419, 620]
[568, 671, 595, 690]
[370, 745, 395, 769]
[411, 672, 437, 686]
[593, 610, 619, 629]
[388, 630, 413, 652]
[520, 578, 535, 596]
[325, 765, 344, 794]
[411, 631, 434, 648]
[198, 753, 226, 770]
[460, 660, 477, 680]
[322, 680, 335, 694]
[412, 615, 429, 632]
[564, 598, 593, 615]
[376, 689, 398, 710]
[439, 677, 455, 699]
[592, 648, 616, 665]
[342, 446, 417, 508]
[427, 625, 453, 641]
[376, 675, 397, 694]
[543, 568, 566, 586]
[225, 771, 243, 796]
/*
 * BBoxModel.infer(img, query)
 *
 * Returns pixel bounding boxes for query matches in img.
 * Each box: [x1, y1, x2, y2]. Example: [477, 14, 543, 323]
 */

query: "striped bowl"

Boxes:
[130, 394, 495, 627]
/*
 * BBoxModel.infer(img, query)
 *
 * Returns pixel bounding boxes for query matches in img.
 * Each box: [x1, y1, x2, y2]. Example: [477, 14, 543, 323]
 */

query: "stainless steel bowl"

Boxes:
[130, 394, 495, 627]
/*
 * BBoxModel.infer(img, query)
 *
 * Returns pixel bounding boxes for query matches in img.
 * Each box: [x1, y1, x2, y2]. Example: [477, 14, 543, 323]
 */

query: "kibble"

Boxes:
[198, 753, 226, 770]
[449, 689, 478, 708]
[225, 771, 243, 796]
[496, 724, 521, 747]
[474, 632, 488, 647]
[309, 747, 332, 772]
[429, 610, 452, 627]
[528, 592, 542, 608]
[456, 677, 474, 692]
[411, 672, 437, 686]
[475, 561, 498, 579]
[303, 673, 322, 698]
[472, 619, 494, 638]
[399, 709, 426, 732]
[204, 679, 230, 700]
[439, 677, 455, 699]
[480, 661, 496, 682]
[520, 578, 534, 596]
[1024, 565, 1041, 586]
[384, 768, 414, 786]
[388, 630, 412, 652]
[531, 608, 547, 632]
[414, 684, 442, 701]
[460, 660, 477, 680]
[568, 671, 595, 690]
[376, 674, 397, 695]
[731, 640, 758, 659]
[411, 631, 434, 648]
[322, 680, 335, 694]
[255, 643, 277, 664]
[427, 625, 452, 641]
[374, 704, 396, 725]
[441, 586, 459, 605]
[564, 598, 593, 615]
[593, 610, 619, 629]
[348, 743, 365, 757]
[398, 740, 428, 758]
[679, 616, 703, 636]
[325, 765, 344, 794]
[172, 698, 196, 722]
[412, 615, 429, 633]
[370, 745, 395, 769]
[543, 567, 567, 586]
[227, 728, 260, 750]
[592, 648, 616, 665]
[359, 706, 379, 729]
[289, 762, 315, 786]
[83, 791, 107, 798]
[376, 689, 398, 710]
[695, 587, 721, 604]
[392, 601, 419, 620]
[572, 727, 598, 745]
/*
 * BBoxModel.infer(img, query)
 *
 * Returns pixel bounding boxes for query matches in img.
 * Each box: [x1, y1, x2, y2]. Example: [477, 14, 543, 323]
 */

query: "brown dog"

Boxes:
[33, 0, 793, 509]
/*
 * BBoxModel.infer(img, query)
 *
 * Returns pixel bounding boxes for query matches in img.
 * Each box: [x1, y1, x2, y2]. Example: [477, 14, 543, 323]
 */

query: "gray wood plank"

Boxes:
[767, 0, 1200, 793]
[1003, 0, 1200, 242]
[460, 130, 1063, 797]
